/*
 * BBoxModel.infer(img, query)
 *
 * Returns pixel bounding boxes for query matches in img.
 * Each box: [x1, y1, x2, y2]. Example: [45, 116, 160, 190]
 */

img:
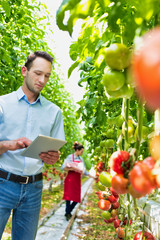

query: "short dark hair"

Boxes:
[24, 51, 54, 70]
[73, 141, 84, 151]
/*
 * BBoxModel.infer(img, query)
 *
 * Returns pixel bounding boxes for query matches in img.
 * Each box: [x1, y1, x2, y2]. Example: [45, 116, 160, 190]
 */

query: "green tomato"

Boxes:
[99, 171, 112, 187]
[94, 155, 99, 161]
[104, 43, 131, 70]
[100, 140, 106, 148]
[103, 69, 125, 91]
[113, 115, 124, 128]
[106, 84, 133, 99]
[97, 181, 106, 191]
[106, 129, 114, 138]
[104, 139, 114, 148]
[95, 146, 101, 153]
[122, 119, 135, 138]
[102, 211, 111, 220]
[134, 125, 149, 140]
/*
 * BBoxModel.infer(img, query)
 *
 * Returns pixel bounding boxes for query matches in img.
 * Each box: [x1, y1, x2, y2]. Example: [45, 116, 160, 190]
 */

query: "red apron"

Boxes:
[63, 154, 81, 203]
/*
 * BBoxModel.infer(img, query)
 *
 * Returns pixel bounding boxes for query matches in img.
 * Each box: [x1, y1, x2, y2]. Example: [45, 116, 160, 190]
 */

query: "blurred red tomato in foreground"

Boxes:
[134, 231, 155, 240]
[132, 27, 160, 111]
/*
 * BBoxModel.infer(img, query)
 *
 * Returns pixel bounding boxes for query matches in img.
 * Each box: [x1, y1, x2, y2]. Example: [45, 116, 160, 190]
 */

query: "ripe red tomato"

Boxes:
[122, 217, 132, 226]
[116, 227, 125, 239]
[98, 191, 108, 200]
[111, 174, 129, 194]
[97, 162, 105, 171]
[113, 218, 121, 228]
[132, 27, 160, 111]
[109, 151, 130, 174]
[107, 194, 117, 203]
[104, 217, 115, 223]
[134, 231, 155, 240]
[112, 201, 119, 209]
[129, 161, 156, 195]
[110, 187, 119, 199]
[98, 199, 111, 211]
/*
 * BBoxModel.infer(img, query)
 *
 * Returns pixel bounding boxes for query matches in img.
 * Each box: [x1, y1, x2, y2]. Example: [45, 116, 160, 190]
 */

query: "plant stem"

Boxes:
[124, 98, 129, 151]
[135, 101, 143, 159]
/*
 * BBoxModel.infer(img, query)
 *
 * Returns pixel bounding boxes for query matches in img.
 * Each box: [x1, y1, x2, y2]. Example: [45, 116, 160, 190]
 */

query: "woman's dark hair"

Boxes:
[24, 51, 54, 70]
[73, 141, 84, 151]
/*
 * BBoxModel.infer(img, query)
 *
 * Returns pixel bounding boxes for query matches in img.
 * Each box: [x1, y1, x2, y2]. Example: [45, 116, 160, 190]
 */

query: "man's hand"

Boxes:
[39, 151, 60, 164]
[0, 137, 32, 155]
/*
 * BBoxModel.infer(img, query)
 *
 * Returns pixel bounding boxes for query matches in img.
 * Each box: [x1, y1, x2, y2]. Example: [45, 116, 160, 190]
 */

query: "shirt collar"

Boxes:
[16, 87, 42, 105]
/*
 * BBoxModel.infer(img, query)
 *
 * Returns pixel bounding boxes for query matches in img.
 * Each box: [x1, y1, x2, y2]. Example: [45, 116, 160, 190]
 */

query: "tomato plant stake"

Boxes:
[154, 109, 160, 135]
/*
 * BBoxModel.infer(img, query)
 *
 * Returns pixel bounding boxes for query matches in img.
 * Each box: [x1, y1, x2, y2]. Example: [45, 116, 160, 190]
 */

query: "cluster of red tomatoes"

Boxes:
[42, 167, 66, 181]
[95, 145, 159, 238]
[109, 140, 160, 198]
[97, 187, 133, 240]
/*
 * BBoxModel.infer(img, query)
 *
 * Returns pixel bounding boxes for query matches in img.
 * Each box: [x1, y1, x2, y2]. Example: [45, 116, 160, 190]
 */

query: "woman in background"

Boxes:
[61, 142, 95, 220]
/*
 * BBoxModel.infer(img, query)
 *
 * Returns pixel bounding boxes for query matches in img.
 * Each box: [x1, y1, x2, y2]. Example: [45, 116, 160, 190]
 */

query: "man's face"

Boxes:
[22, 57, 52, 94]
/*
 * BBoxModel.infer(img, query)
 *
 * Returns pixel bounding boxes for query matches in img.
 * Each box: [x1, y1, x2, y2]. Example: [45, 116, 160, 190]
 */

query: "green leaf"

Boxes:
[56, 0, 81, 32]
[0, 0, 11, 17]
[68, 61, 79, 78]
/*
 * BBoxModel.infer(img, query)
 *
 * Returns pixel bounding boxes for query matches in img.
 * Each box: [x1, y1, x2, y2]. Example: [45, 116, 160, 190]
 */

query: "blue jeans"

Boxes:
[65, 200, 78, 215]
[0, 176, 43, 240]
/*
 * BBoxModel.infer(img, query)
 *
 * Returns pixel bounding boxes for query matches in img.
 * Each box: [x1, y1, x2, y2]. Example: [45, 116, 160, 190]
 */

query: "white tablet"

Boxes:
[21, 135, 67, 159]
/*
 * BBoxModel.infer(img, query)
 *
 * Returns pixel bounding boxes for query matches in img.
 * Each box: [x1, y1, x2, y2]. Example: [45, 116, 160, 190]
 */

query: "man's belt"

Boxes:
[0, 169, 42, 184]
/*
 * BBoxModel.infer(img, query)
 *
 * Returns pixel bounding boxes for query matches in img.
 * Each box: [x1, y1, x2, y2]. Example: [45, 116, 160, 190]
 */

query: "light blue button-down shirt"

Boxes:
[0, 87, 65, 176]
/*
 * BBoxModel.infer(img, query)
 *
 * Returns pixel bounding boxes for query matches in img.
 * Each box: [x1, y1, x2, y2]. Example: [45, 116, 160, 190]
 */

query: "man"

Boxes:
[0, 51, 65, 239]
